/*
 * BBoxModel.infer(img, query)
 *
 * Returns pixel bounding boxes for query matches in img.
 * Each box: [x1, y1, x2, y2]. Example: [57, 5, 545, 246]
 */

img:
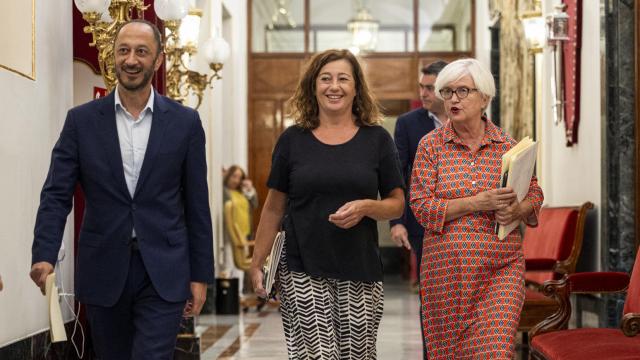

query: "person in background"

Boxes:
[410, 58, 543, 359]
[249, 49, 405, 359]
[390, 59, 449, 360]
[389, 60, 448, 360]
[222, 165, 258, 296]
[390, 61, 448, 257]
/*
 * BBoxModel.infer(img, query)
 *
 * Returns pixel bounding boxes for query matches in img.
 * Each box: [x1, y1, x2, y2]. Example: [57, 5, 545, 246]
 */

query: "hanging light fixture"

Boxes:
[267, 0, 296, 30]
[347, 0, 379, 52]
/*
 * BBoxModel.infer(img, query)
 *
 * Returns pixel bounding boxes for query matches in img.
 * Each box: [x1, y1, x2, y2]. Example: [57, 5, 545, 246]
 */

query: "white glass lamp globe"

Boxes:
[74, 0, 111, 14]
[202, 36, 231, 65]
[154, 0, 189, 21]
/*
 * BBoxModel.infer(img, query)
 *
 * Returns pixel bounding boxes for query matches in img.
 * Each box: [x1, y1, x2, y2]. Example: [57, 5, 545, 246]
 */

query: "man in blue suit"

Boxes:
[389, 60, 447, 359]
[390, 60, 448, 259]
[29, 20, 213, 359]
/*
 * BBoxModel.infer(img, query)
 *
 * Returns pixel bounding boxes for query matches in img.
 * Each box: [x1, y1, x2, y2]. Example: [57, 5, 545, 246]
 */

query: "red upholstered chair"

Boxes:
[518, 202, 594, 333]
[528, 249, 640, 360]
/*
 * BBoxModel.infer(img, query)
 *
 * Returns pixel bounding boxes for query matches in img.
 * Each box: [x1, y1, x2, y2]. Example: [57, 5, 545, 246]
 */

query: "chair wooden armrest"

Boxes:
[621, 313, 640, 337]
[530, 272, 631, 338]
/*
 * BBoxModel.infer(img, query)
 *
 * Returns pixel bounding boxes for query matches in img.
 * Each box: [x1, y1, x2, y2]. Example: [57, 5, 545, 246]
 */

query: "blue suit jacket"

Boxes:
[390, 107, 437, 238]
[32, 91, 214, 306]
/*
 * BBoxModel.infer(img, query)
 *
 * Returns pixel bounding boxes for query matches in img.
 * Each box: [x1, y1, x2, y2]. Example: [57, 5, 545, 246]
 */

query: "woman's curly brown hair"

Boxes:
[287, 49, 382, 129]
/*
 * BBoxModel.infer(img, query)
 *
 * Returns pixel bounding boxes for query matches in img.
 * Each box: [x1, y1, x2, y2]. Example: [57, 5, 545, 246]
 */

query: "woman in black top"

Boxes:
[250, 49, 405, 359]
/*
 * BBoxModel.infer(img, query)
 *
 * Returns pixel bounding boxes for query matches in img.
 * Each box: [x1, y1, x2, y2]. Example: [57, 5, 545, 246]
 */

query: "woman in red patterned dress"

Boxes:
[409, 58, 543, 359]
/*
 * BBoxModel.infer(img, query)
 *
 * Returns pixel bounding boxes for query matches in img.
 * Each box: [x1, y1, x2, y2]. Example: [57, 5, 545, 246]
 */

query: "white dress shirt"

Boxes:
[114, 86, 154, 237]
[429, 110, 444, 129]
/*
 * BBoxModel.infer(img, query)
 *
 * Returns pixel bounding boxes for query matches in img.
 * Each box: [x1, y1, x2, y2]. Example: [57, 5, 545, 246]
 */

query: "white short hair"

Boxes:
[434, 58, 495, 102]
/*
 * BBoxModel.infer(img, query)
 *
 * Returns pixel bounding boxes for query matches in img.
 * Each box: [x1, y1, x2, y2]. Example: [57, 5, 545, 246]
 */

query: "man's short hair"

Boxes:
[113, 19, 163, 56]
[421, 60, 448, 77]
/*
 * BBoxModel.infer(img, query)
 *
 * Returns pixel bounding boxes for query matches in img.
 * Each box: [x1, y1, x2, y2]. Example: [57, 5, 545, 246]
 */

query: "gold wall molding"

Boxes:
[0, 0, 36, 80]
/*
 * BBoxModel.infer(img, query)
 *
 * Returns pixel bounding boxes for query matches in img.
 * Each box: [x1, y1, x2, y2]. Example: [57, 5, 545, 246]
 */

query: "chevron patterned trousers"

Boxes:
[277, 255, 384, 360]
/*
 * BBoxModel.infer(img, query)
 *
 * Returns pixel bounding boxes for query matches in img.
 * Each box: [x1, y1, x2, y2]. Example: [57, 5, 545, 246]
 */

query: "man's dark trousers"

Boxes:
[86, 247, 185, 359]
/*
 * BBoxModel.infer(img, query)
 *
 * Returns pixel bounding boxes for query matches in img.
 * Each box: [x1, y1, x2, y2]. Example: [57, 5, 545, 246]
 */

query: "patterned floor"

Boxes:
[194, 278, 554, 359]
[196, 279, 423, 359]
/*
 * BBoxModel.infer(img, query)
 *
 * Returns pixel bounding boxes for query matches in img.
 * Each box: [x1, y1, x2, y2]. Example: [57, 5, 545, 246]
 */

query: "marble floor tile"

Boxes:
[196, 278, 424, 359]
[193, 278, 544, 359]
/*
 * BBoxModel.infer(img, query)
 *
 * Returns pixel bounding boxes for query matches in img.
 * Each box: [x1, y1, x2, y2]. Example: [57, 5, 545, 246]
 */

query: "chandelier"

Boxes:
[347, 0, 379, 53]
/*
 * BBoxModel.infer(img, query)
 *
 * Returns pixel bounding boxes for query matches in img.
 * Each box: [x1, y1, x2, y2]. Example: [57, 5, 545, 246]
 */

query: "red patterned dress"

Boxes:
[409, 119, 543, 359]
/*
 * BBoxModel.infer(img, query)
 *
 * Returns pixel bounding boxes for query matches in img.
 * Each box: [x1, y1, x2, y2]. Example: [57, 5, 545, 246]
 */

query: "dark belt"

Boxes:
[130, 237, 139, 251]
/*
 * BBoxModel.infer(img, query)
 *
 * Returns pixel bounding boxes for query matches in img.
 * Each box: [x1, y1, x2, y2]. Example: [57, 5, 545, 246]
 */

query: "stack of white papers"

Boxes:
[497, 137, 539, 240]
[45, 273, 67, 342]
[262, 231, 285, 297]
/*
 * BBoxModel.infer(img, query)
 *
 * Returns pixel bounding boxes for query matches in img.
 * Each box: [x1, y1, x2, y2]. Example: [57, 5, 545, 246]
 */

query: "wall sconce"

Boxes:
[74, 0, 148, 91]
[347, 0, 379, 53]
[547, 4, 570, 43]
[546, 4, 570, 125]
[74, 0, 230, 109]
[155, 0, 230, 109]
[520, 1, 544, 54]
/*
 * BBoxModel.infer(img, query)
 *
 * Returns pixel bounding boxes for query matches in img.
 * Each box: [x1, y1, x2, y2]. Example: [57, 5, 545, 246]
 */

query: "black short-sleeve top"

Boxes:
[267, 125, 404, 282]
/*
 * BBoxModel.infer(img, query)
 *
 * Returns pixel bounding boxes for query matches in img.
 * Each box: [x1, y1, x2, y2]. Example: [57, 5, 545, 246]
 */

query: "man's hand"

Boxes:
[390, 224, 411, 250]
[185, 282, 207, 316]
[0, 274, 4, 292]
[30, 262, 54, 295]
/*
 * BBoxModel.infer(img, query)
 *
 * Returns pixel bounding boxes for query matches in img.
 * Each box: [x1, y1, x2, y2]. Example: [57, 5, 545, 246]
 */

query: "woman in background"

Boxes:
[222, 165, 258, 295]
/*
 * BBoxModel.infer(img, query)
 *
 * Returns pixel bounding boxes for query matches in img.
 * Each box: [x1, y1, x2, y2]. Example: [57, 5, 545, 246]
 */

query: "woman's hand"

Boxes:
[472, 187, 517, 212]
[495, 198, 524, 225]
[250, 266, 267, 298]
[329, 200, 369, 229]
[241, 179, 253, 190]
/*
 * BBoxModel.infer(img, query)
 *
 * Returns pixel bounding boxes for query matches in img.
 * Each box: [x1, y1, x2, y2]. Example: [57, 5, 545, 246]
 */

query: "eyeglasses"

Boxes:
[439, 87, 479, 100]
